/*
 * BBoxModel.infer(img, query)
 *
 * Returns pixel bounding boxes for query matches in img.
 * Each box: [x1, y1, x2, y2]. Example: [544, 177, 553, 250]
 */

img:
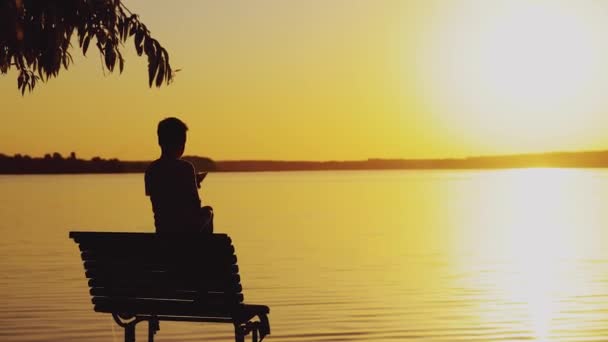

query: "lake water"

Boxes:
[2, 169, 608, 341]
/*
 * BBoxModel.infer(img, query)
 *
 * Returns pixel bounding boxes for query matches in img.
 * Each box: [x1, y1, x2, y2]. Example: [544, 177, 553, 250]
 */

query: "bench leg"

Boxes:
[124, 323, 136, 342]
[148, 318, 159, 342]
[234, 324, 245, 342]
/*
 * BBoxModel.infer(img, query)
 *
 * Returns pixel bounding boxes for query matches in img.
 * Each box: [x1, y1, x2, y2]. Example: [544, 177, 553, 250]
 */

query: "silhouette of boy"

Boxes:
[145, 117, 214, 233]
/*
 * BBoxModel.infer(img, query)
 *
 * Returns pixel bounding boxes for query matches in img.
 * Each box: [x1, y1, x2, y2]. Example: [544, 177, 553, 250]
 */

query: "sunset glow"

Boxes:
[417, 1, 608, 154]
[4, 0, 608, 160]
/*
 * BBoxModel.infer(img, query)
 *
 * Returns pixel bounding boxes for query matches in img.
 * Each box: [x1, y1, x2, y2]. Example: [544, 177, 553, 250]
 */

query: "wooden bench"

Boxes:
[70, 232, 270, 342]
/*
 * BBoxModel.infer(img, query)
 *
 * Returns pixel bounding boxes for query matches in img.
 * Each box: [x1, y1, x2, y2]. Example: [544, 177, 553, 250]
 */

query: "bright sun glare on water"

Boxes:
[454, 168, 604, 341]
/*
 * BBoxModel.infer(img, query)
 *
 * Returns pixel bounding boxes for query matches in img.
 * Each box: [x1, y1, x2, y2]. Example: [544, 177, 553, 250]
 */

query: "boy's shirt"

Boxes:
[145, 158, 201, 232]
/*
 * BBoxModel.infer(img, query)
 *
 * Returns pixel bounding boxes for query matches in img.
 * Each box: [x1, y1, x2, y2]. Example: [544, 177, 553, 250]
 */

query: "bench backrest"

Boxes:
[70, 232, 243, 315]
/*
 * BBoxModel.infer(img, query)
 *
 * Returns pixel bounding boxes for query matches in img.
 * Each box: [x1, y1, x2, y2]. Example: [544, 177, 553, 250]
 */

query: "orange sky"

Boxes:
[3, 0, 608, 161]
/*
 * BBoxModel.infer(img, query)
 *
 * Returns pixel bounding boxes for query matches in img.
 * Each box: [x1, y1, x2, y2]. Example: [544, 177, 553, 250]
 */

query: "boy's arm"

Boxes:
[184, 163, 202, 207]
[144, 169, 151, 196]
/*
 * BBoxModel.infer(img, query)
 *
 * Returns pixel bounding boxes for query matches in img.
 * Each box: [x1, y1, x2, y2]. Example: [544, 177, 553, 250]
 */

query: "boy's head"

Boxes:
[157, 117, 188, 158]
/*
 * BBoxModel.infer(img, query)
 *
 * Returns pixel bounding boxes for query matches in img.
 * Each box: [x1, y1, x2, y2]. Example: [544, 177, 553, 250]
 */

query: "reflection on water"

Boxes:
[1, 169, 608, 341]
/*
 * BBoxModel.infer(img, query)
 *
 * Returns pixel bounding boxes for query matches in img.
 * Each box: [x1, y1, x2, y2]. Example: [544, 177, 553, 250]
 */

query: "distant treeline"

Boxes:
[216, 150, 608, 171]
[2, 150, 608, 174]
[0, 153, 215, 174]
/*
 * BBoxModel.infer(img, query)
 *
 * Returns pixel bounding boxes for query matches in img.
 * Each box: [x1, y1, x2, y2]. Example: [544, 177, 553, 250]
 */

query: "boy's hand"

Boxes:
[196, 172, 208, 188]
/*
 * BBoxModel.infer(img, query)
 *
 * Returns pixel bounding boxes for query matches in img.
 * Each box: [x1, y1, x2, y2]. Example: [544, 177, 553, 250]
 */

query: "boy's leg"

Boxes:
[200, 206, 214, 233]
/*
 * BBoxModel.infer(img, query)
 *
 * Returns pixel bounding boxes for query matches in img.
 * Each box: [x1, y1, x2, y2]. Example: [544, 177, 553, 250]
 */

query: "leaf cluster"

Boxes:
[0, 0, 173, 94]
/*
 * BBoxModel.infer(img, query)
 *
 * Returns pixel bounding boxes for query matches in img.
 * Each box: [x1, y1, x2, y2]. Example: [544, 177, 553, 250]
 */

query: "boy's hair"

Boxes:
[157, 117, 188, 148]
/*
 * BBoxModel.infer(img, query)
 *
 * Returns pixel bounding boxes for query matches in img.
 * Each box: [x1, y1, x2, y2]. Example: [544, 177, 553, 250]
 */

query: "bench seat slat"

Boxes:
[77, 239, 233, 247]
[90, 287, 200, 301]
[93, 297, 268, 320]
[87, 277, 243, 293]
[90, 287, 242, 301]
[79, 249, 238, 264]
[93, 293, 244, 307]
[70, 232, 232, 244]
[78, 242, 235, 253]
[84, 268, 240, 283]
[81, 250, 238, 268]
[76, 241, 233, 255]
[82, 261, 239, 276]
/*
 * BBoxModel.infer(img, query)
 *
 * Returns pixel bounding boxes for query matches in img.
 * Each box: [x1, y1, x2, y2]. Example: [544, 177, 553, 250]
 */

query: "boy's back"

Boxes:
[145, 158, 201, 233]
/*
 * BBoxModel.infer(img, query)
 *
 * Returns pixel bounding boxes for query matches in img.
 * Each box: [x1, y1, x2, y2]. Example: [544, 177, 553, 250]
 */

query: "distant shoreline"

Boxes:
[2, 150, 608, 174]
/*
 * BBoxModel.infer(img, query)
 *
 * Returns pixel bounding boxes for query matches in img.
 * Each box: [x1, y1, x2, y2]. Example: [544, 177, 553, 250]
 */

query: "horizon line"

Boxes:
[4, 147, 608, 163]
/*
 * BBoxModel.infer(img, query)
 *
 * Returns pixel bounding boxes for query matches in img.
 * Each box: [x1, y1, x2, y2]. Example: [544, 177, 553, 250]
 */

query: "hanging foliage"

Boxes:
[0, 0, 174, 94]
